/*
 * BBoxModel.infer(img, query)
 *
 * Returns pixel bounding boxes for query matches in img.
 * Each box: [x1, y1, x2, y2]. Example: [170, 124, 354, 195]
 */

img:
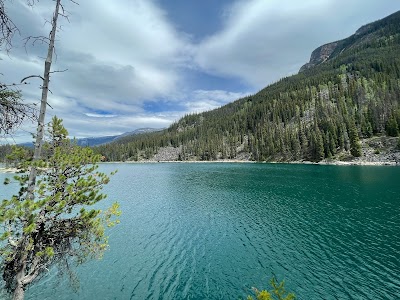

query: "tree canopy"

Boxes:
[1, 2, 120, 300]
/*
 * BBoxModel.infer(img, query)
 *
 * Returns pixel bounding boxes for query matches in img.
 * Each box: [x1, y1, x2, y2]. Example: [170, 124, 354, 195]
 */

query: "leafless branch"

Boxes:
[0, 0, 19, 51]
[0, 87, 37, 135]
[20, 75, 45, 83]
[50, 68, 68, 74]
[24, 35, 50, 48]
[59, 3, 70, 21]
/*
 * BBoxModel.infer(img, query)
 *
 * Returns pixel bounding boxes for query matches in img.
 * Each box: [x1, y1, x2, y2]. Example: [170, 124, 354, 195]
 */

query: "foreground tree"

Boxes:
[1, 117, 120, 300]
[1, 2, 121, 299]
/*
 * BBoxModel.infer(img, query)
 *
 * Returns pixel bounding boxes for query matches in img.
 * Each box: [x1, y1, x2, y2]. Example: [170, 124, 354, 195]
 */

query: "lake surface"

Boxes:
[1, 163, 400, 299]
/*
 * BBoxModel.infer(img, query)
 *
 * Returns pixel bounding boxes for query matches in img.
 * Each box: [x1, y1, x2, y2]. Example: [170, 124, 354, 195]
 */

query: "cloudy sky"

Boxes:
[1, 0, 400, 143]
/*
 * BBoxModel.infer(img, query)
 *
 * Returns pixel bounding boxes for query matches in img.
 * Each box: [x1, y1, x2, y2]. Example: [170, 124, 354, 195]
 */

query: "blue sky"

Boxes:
[1, 0, 400, 143]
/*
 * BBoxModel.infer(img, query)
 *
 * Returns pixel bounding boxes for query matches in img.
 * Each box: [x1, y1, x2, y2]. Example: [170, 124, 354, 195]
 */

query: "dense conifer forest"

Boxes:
[93, 11, 400, 162]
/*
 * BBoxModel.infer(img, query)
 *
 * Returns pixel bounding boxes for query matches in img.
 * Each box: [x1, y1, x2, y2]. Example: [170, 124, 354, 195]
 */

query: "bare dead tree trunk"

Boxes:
[13, 1, 61, 299]
[26, 0, 61, 200]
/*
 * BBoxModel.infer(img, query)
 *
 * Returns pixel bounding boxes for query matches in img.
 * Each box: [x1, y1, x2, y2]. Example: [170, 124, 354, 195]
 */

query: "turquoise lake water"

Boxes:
[1, 163, 400, 299]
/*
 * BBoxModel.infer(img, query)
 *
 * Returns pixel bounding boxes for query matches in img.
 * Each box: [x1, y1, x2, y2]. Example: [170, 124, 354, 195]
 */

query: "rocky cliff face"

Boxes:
[299, 41, 339, 72]
[300, 11, 400, 73]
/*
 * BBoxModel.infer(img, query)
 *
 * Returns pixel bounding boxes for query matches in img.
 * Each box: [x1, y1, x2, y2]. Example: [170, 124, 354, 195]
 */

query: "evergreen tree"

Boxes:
[0, 117, 120, 300]
[386, 116, 399, 137]
[310, 127, 325, 161]
[348, 117, 362, 157]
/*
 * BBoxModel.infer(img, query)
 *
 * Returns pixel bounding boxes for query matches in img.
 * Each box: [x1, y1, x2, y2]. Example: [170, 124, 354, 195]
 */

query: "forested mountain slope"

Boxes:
[95, 11, 400, 163]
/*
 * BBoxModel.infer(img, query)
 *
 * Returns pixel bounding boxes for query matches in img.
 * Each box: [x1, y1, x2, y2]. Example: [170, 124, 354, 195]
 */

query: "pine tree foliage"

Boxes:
[247, 277, 295, 300]
[0, 117, 120, 297]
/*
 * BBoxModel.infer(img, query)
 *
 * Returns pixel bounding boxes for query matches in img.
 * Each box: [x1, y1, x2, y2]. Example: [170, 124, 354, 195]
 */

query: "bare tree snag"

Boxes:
[26, 0, 61, 202]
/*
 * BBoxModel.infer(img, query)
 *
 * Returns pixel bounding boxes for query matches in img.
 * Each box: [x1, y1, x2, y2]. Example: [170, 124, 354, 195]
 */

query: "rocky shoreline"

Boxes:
[2, 137, 399, 171]
[1, 158, 398, 174]
[124, 136, 400, 166]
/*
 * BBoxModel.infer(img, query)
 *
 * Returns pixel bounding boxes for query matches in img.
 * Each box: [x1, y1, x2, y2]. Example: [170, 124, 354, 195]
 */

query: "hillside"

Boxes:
[95, 11, 400, 163]
[0, 128, 162, 162]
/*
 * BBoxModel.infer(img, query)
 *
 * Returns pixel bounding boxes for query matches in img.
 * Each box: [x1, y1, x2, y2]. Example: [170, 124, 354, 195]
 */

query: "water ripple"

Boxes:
[3, 163, 397, 300]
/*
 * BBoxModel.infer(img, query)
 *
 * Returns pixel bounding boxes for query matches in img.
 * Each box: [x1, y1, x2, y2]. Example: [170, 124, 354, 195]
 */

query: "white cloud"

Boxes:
[60, 89, 250, 139]
[85, 113, 118, 118]
[55, 0, 191, 105]
[194, 0, 329, 86]
[183, 89, 249, 113]
[62, 113, 174, 139]
[194, 0, 400, 87]
[63, 0, 190, 65]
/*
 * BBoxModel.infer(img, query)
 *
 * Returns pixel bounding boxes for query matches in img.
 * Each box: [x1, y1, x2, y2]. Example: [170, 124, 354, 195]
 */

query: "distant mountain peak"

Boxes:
[18, 128, 163, 147]
[77, 128, 163, 146]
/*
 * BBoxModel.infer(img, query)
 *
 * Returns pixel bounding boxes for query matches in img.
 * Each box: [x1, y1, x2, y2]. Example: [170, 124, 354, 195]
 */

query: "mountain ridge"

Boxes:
[17, 128, 163, 148]
[76, 128, 162, 146]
